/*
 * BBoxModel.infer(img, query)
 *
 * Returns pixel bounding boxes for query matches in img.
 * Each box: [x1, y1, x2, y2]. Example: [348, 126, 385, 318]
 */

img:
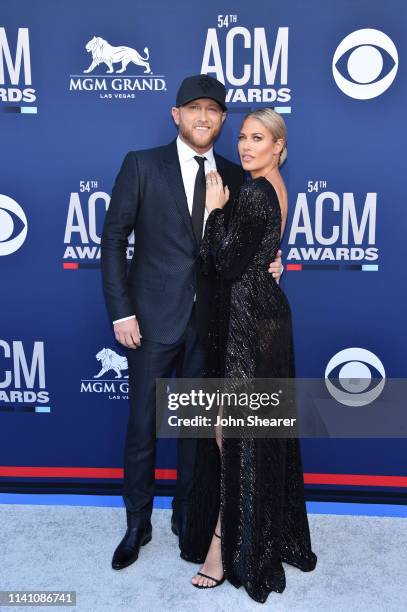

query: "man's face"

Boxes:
[171, 98, 226, 153]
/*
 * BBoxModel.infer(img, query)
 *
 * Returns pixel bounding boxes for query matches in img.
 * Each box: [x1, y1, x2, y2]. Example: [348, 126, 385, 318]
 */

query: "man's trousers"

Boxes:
[123, 306, 205, 526]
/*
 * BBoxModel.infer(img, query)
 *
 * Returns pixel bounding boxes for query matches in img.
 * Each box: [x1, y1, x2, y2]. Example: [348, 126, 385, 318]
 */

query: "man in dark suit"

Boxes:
[101, 74, 283, 570]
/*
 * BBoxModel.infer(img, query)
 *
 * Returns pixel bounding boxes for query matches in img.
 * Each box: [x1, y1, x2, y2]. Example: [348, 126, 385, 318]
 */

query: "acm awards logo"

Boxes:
[287, 188, 378, 266]
[0, 194, 28, 256]
[69, 35, 166, 99]
[0, 27, 37, 107]
[62, 181, 134, 267]
[332, 29, 398, 100]
[200, 15, 290, 106]
[200, 23, 398, 106]
[0, 340, 50, 411]
[80, 348, 129, 400]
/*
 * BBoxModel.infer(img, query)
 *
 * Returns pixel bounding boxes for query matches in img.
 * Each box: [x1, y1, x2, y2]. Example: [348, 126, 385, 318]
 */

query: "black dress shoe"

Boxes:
[111, 522, 152, 570]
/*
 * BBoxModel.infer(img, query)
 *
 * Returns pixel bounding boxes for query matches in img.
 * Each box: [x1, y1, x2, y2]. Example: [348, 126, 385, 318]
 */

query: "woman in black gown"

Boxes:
[180, 108, 317, 603]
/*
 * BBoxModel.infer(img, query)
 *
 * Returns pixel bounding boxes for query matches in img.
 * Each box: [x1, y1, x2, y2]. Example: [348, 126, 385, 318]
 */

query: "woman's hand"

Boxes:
[205, 170, 230, 213]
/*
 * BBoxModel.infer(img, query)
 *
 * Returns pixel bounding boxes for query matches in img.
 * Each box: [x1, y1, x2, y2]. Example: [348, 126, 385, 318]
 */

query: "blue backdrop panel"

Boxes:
[0, 0, 406, 494]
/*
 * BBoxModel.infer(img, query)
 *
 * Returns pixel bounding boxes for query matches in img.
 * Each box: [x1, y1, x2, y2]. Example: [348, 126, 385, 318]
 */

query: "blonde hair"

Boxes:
[243, 108, 287, 167]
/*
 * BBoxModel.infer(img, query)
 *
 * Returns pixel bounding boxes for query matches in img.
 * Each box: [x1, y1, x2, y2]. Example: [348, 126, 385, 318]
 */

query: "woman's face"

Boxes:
[238, 117, 283, 175]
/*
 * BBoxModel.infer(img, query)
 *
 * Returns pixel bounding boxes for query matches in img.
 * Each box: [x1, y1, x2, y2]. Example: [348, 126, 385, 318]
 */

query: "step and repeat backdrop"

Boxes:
[1, 0, 406, 497]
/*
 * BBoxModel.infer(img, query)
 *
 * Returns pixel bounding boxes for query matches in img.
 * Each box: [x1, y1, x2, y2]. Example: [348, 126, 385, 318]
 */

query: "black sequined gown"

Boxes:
[180, 177, 317, 603]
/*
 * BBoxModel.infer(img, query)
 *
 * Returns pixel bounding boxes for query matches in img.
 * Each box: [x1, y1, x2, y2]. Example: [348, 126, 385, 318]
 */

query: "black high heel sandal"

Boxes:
[192, 532, 225, 589]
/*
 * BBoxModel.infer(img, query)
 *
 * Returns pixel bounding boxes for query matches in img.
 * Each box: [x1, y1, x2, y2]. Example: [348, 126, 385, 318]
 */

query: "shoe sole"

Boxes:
[111, 533, 152, 570]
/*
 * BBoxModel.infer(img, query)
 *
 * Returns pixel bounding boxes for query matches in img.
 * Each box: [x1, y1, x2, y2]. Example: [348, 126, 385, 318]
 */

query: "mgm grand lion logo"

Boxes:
[84, 36, 152, 74]
[94, 348, 129, 379]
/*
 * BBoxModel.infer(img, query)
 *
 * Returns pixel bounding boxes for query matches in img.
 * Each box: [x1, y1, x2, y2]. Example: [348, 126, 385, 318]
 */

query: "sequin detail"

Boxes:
[180, 177, 317, 604]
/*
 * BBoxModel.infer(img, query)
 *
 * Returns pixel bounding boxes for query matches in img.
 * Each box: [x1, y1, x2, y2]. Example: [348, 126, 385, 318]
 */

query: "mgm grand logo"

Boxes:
[69, 36, 166, 99]
[80, 348, 129, 400]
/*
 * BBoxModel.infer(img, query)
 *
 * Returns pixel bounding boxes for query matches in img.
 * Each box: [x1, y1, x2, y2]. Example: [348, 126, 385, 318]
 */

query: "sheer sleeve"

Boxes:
[198, 183, 269, 281]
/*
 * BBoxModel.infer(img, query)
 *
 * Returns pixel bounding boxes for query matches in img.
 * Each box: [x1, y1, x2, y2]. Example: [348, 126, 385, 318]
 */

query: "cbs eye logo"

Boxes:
[325, 347, 385, 407]
[0, 194, 28, 256]
[332, 29, 398, 99]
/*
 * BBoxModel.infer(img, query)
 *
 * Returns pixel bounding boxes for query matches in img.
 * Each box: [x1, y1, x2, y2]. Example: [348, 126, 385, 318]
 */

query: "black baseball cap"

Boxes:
[176, 74, 227, 111]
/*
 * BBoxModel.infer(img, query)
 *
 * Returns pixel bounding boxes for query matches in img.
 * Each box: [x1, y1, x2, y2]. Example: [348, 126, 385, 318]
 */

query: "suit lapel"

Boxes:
[214, 152, 242, 192]
[214, 152, 228, 185]
[161, 143, 242, 244]
[214, 152, 241, 225]
[161, 140, 196, 244]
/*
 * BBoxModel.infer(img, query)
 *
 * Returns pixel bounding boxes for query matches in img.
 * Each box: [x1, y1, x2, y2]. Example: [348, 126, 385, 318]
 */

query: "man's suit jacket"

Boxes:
[101, 139, 245, 345]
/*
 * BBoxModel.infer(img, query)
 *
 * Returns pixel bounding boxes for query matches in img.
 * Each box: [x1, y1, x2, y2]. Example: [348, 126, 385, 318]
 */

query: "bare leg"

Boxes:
[191, 417, 224, 587]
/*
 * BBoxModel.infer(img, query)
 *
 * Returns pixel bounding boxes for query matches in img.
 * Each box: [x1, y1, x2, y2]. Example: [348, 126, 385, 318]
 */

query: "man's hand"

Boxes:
[113, 317, 142, 349]
[268, 249, 283, 284]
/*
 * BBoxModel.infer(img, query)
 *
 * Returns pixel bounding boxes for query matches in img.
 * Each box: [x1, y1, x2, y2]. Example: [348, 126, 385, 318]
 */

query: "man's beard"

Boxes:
[179, 124, 221, 149]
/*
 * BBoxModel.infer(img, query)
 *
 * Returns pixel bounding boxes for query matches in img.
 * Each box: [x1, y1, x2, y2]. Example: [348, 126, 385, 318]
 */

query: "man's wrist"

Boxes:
[113, 315, 136, 325]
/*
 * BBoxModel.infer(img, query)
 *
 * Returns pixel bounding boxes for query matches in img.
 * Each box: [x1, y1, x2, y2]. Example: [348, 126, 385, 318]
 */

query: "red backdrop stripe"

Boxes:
[0, 466, 406, 487]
